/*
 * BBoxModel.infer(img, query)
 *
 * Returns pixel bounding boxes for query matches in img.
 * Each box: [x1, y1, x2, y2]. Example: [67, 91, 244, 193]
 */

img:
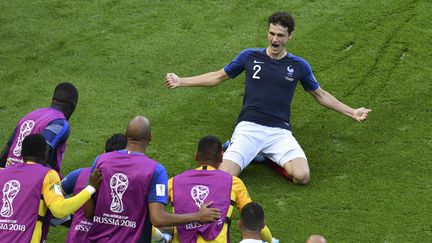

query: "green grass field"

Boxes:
[1, 0, 432, 242]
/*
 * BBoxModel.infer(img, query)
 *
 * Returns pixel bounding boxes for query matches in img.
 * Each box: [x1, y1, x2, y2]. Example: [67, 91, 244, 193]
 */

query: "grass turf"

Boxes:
[1, 0, 431, 242]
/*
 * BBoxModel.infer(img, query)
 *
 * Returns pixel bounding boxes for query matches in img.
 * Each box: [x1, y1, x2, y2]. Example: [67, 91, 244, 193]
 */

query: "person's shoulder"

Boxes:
[67, 168, 84, 178]
[154, 163, 167, 174]
[232, 175, 246, 187]
[45, 118, 70, 134]
[287, 53, 311, 65]
[45, 169, 61, 183]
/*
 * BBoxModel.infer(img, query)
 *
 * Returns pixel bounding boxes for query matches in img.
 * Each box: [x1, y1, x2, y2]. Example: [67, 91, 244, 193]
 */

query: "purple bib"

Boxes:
[88, 151, 157, 242]
[0, 163, 51, 242]
[7, 107, 66, 172]
[173, 168, 233, 243]
[66, 167, 92, 243]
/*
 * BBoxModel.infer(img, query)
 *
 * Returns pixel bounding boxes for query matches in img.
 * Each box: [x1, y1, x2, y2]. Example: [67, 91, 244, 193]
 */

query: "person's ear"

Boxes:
[194, 151, 199, 161]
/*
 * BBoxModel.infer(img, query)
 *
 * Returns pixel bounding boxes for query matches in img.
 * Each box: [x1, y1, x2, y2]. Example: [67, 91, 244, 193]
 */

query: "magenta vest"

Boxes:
[66, 168, 92, 243]
[88, 151, 157, 243]
[7, 107, 66, 172]
[0, 163, 51, 243]
[173, 167, 233, 243]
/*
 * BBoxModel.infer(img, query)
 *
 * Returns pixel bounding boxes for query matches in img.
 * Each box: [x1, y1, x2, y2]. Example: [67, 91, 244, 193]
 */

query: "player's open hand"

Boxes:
[352, 107, 371, 122]
[165, 73, 180, 88]
[198, 201, 221, 223]
[89, 168, 102, 190]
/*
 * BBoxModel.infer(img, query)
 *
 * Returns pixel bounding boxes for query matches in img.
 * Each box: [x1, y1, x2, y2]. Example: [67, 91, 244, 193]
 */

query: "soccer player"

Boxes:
[62, 134, 127, 243]
[168, 135, 277, 243]
[0, 134, 101, 243]
[62, 134, 171, 243]
[238, 202, 267, 243]
[165, 11, 371, 184]
[85, 116, 221, 242]
[0, 82, 79, 173]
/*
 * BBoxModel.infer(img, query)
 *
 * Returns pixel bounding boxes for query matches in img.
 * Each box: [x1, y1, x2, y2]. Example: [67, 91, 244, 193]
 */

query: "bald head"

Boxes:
[306, 235, 327, 243]
[126, 116, 151, 144]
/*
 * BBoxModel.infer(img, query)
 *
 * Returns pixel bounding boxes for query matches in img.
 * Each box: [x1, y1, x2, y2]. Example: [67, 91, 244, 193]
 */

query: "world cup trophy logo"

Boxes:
[110, 173, 129, 213]
[1, 180, 21, 217]
[13, 120, 35, 156]
[191, 185, 209, 209]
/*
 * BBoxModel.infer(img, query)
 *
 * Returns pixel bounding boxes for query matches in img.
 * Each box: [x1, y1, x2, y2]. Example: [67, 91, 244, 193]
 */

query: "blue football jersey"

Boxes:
[224, 48, 320, 130]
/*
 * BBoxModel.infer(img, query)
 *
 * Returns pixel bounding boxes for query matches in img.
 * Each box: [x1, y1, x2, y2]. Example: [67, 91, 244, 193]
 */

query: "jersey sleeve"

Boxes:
[61, 168, 83, 195]
[43, 119, 70, 167]
[42, 170, 65, 207]
[232, 176, 252, 212]
[298, 59, 320, 91]
[43, 119, 70, 150]
[224, 49, 257, 79]
[147, 164, 168, 205]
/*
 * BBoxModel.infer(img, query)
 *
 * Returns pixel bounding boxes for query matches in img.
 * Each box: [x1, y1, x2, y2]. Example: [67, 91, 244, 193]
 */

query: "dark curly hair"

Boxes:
[268, 11, 295, 34]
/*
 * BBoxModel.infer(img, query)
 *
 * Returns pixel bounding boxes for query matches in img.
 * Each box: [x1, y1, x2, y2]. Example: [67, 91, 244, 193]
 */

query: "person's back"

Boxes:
[172, 166, 233, 242]
[65, 134, 127, 243]
[6, 108, 66, 166]
[0, 160, 51, 242]
[1, 82, 78, 172]
[0, 134, 100, 243]
[169, 136, 277, 243]
[88, 150, 158, 242]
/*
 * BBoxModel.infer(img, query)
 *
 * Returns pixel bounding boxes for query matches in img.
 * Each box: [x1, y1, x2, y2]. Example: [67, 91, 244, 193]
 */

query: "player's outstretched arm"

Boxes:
[309, 87, 371, 122]
[165, 69, 230, 88]
[148, 201, 221, 227]
[47, 169, 102, 218]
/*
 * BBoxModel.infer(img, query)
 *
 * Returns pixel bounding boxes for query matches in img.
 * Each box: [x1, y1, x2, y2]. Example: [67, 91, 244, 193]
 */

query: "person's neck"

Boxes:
[199, 161, 219, 169]
[241, 231, 262, 240]
[266, 47, 287, 60]
[24, 158, 45, 166]
[125, 144, 147, 154]
[50, 103, 70, 120]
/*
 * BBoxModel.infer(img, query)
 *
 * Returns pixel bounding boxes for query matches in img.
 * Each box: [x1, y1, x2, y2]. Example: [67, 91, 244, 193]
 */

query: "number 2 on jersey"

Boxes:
[252, 65, 261, 79]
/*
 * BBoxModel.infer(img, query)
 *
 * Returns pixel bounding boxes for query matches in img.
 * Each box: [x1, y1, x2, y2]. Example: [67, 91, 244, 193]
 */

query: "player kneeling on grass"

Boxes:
[0, 134, 101, 243]
[168, 135, 279, 243]
[61, 134, 171, 243]
[84, 116, 221, 242]
[165, 11, 371, 184]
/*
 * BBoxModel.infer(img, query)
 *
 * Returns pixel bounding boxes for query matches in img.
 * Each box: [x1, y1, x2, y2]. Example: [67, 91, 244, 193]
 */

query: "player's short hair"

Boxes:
[21, 134, 48, 161]
[52, 82, 78, 106]
[105, 134, 127, 152]
[268, 11, 295, 34]
[240, 202, 265, 231]
[196, 135, 223, 162]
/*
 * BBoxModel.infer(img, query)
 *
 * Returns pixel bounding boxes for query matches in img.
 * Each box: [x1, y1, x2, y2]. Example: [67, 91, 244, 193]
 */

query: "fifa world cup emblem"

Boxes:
[191, 185, 209, 209]
[13, 120, 35, 156]
[109, 173, 129, 213]
[1, 180, 21, 217]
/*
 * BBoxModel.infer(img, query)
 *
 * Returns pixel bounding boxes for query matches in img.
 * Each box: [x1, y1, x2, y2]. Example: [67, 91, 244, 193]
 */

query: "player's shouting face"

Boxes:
[267, 23, 291, 59]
